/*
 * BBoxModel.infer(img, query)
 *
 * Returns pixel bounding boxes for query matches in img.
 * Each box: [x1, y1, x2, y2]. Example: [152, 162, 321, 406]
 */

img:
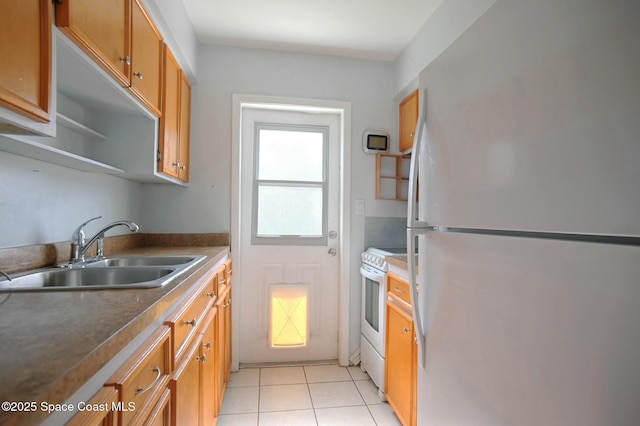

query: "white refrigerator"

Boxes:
[405, 1, 640, 425]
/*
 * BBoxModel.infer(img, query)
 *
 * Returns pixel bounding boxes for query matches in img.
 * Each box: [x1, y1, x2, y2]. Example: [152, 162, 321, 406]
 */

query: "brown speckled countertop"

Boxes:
[0, 244, 229, 426]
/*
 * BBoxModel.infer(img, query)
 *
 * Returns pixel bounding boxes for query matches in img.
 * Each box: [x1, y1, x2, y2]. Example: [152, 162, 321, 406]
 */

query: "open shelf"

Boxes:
[376, 153, 411, 201]
[56, 113, 107, 141]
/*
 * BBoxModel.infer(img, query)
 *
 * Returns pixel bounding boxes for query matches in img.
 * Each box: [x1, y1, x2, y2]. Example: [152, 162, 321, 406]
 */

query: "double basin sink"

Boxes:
[0, 255, 206, 292]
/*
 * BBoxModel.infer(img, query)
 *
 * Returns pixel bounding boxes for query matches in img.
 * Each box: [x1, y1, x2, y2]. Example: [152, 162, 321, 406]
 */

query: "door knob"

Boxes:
[328, 248, 337, 256]
[328, 230, 337, 239]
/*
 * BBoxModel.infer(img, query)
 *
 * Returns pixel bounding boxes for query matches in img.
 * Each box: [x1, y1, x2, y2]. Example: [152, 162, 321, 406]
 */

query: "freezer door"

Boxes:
[417, 231, 640, 426]
[416, 0, 640, 236]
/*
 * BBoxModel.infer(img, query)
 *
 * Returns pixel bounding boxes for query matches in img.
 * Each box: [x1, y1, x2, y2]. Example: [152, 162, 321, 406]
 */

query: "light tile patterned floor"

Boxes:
[218, 365, 402, 426]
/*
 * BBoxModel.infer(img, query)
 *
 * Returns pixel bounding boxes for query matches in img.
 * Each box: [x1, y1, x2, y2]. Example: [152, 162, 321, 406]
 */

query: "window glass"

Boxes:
[258, 129, 324, 182]
[253, 125, 328, 244]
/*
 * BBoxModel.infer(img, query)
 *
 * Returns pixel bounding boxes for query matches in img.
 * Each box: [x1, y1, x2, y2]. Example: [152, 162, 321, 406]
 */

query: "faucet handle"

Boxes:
[72, 216, 102, 243]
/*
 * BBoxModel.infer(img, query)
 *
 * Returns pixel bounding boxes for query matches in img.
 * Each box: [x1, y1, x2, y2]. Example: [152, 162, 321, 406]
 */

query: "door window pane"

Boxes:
[253, 125, 328, 245]
[258, 129, 324, 182]
[257, 186, 323, 236]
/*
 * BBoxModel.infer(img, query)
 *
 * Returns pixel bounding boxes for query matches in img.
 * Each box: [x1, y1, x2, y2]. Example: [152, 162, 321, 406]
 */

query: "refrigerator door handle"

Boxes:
[407, 228, 427, 369]
[407, 88, 428, 229]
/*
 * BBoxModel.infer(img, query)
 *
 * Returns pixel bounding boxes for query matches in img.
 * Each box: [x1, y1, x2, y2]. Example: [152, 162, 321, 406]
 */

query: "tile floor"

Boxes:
[218, 364, 402, 426]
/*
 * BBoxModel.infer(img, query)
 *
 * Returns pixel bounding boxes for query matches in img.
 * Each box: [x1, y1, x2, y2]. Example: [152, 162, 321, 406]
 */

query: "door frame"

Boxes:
[231, 94, 352, 369]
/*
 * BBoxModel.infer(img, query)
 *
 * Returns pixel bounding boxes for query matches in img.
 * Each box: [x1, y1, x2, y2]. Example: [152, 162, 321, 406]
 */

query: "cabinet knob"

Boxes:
[186, 318, 197, 327]
[410, 132, 415, 136]
[403, 327, 411, 334]
[203, 342, 211, 350]
[134, 71, 144, 80]
[119, 56, 131, 66]
[196, 354, 206, 362]
[207, 291, 216, 298]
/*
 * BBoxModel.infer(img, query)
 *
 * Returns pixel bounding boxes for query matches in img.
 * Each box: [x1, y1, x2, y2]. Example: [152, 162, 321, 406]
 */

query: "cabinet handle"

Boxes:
[207, 292, 216, 298]
[172, 162, 186, 170]
[223, 299, 231, 308]
[394, 286, 406, 294]
[135, 366, 161, 395]
[219, 278, 226, 285]
[186, 318, 197, 327]
[133, 71, 144, 80]
[196, 354, 206, 362]
[203, 342, 211, 350]
[403, 327, 411, 334]
[119, 56, 131, 66]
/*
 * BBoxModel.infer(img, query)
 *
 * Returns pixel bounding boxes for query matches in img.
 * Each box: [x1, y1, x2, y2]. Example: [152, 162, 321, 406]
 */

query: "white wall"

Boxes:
[0, 150, 142, 248]
[393, 0, 495, 98]
[141, 45, 408, 354]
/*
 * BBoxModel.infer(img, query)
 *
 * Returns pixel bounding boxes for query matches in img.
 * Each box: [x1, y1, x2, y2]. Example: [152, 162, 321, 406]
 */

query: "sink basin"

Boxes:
[0, 255, 207, 292]
[85, 256, 200, 267]
[0, 267, 175, 291]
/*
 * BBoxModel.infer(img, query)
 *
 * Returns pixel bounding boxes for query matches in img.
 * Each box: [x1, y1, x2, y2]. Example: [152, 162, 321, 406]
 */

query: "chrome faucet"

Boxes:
[70, 216, 140, 265]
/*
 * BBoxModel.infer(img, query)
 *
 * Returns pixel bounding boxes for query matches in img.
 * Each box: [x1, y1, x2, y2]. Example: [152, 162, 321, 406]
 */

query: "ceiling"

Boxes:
[182, 0, 444, 61]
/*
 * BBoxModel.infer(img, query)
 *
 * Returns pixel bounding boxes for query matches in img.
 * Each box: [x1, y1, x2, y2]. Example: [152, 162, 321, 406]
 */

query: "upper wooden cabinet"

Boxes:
[0, 0, 52, 123]
[130, 0, 163, 115]
[55, 0, 129, 86]
[399, 90, 419, 153]
[56, 0, 163, 116]
[159, 45, 191, 183]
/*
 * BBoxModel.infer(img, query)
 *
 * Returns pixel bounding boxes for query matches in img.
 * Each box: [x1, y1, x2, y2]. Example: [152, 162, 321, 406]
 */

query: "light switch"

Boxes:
[356, 199, 365, 215]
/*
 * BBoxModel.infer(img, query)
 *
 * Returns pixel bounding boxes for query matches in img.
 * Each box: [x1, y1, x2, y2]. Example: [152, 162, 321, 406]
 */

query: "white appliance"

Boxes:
[360, 247, 405, 398]
[407, 1, 640, 424]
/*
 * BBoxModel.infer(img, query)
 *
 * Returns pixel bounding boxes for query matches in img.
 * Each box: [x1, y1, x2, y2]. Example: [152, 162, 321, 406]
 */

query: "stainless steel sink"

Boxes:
[0, 255, 207, 292]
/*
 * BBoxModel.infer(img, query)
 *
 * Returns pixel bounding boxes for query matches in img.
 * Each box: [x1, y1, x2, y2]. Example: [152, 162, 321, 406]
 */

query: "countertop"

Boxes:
[385, 254, 418, 272]
[0, 245, 229, 426]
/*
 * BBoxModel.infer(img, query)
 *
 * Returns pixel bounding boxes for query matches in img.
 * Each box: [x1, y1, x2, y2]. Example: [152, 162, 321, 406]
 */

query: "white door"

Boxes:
[238, 106, 341, 364]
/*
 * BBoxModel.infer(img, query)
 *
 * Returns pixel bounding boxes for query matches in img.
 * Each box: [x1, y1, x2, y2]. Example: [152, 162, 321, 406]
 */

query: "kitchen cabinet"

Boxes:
[385, 272, 417, 426]
[215, 260, 233, 411]
[399, 90, 419, 153]
[376, 153, 411, 200]
[158, 45, 191, 182]
[170, 308, 217, 426]
[0, 0, 53, 133]
[129, 0, 163, 115]
[66, 387, 118, 426]
[105, 326, 172, 425]
[55, 0, 163, 116]
[166, 269, 220, 425]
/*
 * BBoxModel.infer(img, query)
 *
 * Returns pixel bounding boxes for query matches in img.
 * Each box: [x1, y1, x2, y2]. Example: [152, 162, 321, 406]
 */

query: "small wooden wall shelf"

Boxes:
[376, 153, 411, 201]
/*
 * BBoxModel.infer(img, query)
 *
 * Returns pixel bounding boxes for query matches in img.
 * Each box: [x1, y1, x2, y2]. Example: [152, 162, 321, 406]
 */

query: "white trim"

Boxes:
[231, 94, 352, 368]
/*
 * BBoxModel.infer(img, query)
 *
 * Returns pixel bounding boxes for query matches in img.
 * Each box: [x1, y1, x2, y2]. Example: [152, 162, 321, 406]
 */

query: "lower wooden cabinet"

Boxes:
[385, 272, 417, 426]
[67, 387, 119, 426]
[215, 265, 232, 412]
[63, 256, 232, 426]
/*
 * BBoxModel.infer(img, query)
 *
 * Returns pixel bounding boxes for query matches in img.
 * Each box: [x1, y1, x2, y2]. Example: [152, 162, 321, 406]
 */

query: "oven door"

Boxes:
[360, 265, 386, 355]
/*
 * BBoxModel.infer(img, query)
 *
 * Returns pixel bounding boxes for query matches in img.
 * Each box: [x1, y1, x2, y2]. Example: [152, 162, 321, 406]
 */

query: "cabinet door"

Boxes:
[171, 334, 202, 426]
[66, 387, 118, 426]
[399, 90, 419, 153]
[215, 288, 229, 412]
[130, 0, 162, 116]
[201, 309, 218, 425]
[0, 0, 51, 122]
[385, 300, 414, 426]
[178, 71, 191, 182]
[158, 46, 180, 179]
[56, 0, 129, 87]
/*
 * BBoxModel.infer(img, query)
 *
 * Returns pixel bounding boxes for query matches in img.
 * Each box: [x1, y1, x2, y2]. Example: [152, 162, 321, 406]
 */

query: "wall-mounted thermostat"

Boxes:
[362, 131, 390, 154]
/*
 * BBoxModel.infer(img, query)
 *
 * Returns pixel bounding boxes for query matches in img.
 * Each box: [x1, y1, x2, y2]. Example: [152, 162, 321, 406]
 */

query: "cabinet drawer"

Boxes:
[67, 386, 118, 426]
[106, 326, 172, 426]
[164, 273, 216, 364]
[387, 272, 411, 307]
[132, 387, 171, 426]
